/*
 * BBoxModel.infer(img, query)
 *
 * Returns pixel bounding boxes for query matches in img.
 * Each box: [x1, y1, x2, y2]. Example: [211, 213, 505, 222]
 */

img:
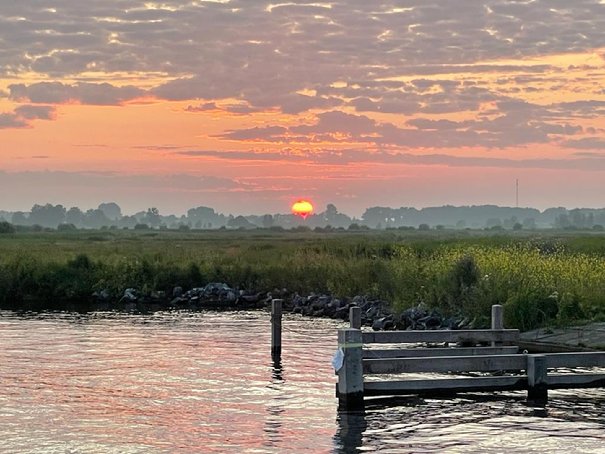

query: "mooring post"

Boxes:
[491, 304, 503, 347]
[527, 354, 548, 404]
[337, 328, 364, 410]
[271, 299, 283, 361]
[349, 306, 361, 329]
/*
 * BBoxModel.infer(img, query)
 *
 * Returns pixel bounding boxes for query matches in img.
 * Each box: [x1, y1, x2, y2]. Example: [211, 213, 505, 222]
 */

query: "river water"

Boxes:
[0, 310, 603, 453]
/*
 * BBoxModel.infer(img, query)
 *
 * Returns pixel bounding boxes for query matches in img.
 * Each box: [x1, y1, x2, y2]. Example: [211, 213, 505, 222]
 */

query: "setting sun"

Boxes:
[291, 200, 314, 219]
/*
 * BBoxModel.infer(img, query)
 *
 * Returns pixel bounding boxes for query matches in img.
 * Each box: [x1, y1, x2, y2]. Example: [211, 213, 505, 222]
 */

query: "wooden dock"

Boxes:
[336, 305, 605, 409]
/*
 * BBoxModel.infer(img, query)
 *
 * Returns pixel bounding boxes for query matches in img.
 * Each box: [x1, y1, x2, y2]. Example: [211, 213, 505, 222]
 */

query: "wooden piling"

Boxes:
[491, 304, 504, 330]
[271, 299, 282, 361]
[349, 306, 361, 329]
[491, 304, 503, 347]
[337, 328, 364, 410]
[527, 354, 548, 404]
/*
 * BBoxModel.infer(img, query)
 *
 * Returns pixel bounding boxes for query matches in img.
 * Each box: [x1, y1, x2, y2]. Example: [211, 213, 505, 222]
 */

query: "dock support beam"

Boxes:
[527, 354, 548, 404]
[350, 306, 361, 329]
[337, 328, 364, 410]
[271, 299, 282, 361]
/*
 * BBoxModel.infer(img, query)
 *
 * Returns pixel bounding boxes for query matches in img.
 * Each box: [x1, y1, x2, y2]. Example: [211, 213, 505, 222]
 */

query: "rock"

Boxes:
[151, 290, 165, 300]
[223, 290, 237, 303]
[334, 306, 349, 320]
[311, 295, 330, 311]
[119, 288, 138, 303]
[92, 289, 111, 303]
[172, 286, 183, 298]
[170, 297, 188, 306]
[240, 293, 262, 304]
[292, 294, 305, 307]
[203, 282, 230, 297]
[401, 306, 429, 329]
[418, 314, 442, 329]
[372, 315, 395, 331]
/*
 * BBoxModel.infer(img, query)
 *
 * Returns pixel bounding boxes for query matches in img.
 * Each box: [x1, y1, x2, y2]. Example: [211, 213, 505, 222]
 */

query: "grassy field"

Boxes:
[1, 228, 605, 330]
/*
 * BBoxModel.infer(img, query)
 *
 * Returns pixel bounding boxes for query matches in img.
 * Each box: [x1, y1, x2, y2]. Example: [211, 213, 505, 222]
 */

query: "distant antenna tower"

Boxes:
[516, 179, 519, 208]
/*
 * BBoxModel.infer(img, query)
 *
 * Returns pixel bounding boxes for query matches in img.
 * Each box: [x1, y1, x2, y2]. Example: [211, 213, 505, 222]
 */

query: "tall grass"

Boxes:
[1, 229, 605, 329]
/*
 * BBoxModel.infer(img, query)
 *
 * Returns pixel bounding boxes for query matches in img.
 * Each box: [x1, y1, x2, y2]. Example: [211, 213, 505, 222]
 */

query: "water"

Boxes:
[1, 311, 604, 453]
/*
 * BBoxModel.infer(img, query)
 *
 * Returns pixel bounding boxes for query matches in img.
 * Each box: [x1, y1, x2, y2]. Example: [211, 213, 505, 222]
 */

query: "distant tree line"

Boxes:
[1, 203, 605, 231]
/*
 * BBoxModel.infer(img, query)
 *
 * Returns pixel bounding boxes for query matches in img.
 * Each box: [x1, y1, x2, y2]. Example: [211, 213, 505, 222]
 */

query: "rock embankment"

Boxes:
[92, 282, 469, 331]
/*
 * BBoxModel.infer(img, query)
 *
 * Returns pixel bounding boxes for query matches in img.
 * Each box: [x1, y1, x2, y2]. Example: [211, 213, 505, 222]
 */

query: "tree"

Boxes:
[29, 204, 66, 228]
[227, 215, 256, 229]
[83, 209, 111, 228]
[57, 223, 77, 232]
[261, 214, 274, 228]
[11, 212, 28, 226]
[65, 207, 84, 227]
[323, 203, 352, 228]
[187, 206, 225, 228]
[98, 202, 122, 220]
[118, 215, 138, 229]
[144, 207, 161, 228]
[523, 217, 536, 229]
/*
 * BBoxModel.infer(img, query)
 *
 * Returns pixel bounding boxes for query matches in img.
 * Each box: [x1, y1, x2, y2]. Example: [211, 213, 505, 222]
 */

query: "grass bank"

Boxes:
[1, 229, 605, 330]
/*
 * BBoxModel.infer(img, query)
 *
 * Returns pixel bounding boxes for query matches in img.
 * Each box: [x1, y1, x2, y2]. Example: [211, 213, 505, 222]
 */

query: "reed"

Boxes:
[1, 229, 605, 329]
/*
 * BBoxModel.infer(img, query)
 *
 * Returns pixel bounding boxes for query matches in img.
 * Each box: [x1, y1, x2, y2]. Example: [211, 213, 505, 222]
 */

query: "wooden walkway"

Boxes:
[336, 305, 605, 409]
[520, 323, 605, 352]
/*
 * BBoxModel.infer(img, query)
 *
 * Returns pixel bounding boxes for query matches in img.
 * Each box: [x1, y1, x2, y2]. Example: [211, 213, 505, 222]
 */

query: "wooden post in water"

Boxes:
[491, 304, 503, 347]
[349, 306, 361, 329]
[271, 299, 282, 361]
[337, 328, 364, 410]
[527, 354, 548, 404]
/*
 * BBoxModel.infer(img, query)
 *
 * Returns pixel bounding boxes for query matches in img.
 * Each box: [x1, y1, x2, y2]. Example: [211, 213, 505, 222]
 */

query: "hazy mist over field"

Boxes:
[2, 201, 605, 231]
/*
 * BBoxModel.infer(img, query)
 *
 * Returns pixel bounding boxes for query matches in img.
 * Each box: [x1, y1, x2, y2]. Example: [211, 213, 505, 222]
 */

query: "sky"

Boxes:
[2, 0, 605, 216]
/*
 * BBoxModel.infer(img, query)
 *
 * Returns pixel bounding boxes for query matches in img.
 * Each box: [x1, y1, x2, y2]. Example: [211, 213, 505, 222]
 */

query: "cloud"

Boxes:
[218, 107, 583, 148]
[573, 151, 605, 158]
[14, 105, 56, 120]
[177, 150, 306, 161]
[1, 0, 603, 117]
[563, 137, 605, 149]
[9, 82, 146, 105]
[0, 113, 27, 129]
[0, 0, 603, 152]
[186, 102, 219, 113]
[170, 147, 605, 172]
[0, 105, 57, 129]
[0, 170, 250, 193]
[185, 101, 268, 115]
[219, 125, 289, 141]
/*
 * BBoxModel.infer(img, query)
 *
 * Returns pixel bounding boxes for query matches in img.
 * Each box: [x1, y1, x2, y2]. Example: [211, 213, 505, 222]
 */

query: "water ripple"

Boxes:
[1, 311, 604, 453]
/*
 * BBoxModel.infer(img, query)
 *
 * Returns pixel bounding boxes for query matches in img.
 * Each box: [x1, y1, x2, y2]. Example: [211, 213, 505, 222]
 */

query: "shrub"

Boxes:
[0, 221, 16, 234]
[504, 291, 559, 331]
[57, 223, 77, 232]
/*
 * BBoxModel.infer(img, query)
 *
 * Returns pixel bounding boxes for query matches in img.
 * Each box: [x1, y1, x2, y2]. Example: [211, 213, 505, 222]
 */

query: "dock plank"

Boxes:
[362, 329, 519, 345]
[363, 354, 527, 374]
[364, 376, 528, 396]
[545, 352, 605, 369]
[547, 373, 605, 388]
[363, 346, 519, 359]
